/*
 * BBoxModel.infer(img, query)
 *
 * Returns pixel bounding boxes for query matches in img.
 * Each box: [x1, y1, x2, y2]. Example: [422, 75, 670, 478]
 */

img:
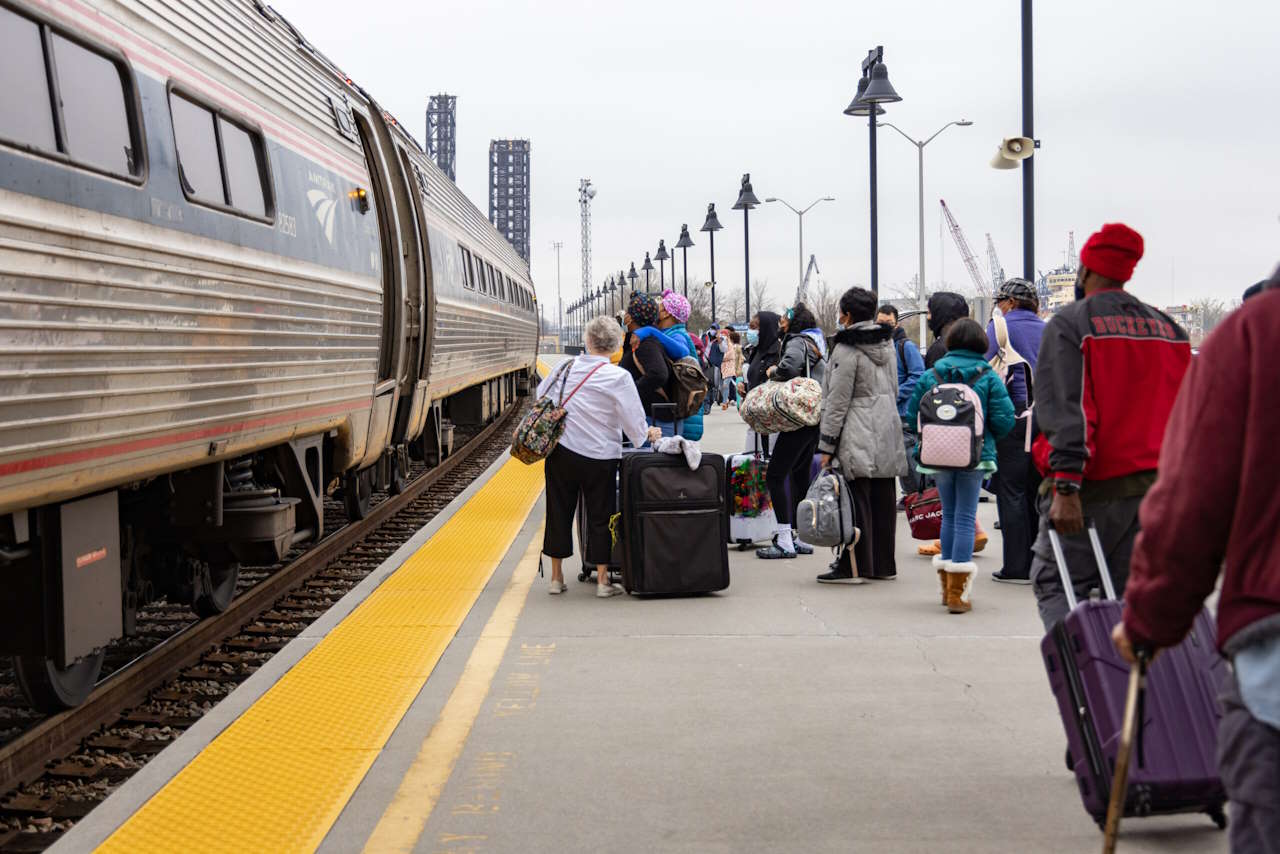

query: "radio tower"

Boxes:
[578, 179, 595, 300]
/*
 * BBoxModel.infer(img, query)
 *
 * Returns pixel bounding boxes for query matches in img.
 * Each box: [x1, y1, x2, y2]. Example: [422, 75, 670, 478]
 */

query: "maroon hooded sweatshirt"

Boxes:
[1123, 289, 1280, 653]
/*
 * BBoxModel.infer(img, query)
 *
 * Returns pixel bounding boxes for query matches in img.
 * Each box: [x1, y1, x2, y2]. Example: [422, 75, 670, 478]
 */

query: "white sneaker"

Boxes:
[547, 580, 568, 594]
[596, 583, 625, 598]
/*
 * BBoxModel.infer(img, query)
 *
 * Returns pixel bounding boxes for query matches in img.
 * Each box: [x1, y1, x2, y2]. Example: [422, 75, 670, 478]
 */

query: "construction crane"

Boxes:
[985, 233, 1005, 293]
[797, 253, 819, 304]
[939, 199, 989, 296]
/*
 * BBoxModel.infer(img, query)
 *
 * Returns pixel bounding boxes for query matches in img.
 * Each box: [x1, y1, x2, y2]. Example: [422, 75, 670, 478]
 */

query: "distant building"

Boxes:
[1043, 268, 1077, 313]
[425, 94, 456, 181]
[489, 139, 530, 261]
[1164, 303, 1201, 336]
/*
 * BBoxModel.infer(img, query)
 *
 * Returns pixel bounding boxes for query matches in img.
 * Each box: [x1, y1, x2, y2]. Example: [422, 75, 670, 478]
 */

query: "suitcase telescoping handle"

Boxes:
[1046, 520, 1118, 611]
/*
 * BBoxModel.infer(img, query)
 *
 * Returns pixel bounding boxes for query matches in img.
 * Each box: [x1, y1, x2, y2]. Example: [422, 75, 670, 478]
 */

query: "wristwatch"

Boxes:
[1054, 480, 1081, 496]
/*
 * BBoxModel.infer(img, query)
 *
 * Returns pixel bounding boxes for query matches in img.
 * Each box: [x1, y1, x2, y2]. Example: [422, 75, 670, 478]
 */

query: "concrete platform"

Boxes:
[62, 381, 1231, 854]
[325, 405, 1228, 853]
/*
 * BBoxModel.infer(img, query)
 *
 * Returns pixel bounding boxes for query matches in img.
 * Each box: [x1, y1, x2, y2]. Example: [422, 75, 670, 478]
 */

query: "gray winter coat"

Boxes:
[817, 322, 908, 478]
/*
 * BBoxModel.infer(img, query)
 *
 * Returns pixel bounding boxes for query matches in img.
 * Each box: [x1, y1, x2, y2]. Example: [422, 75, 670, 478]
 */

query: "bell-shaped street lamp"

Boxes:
[732, 173, 760, 318]
[654, 239, 669, 291]
[627, 263, 638, 298]
[844, 46, 901, 295]
[701, 203, 724, 322]
[675, 224, 695, 298]
[642, 252, 654, 293]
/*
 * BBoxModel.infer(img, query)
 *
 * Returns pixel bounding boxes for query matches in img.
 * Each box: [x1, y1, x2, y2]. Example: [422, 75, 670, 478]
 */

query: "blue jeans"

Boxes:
[934, 469, 985, 563]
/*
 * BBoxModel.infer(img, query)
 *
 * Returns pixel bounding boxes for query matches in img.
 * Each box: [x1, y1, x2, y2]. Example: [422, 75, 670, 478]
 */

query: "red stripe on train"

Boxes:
[0, 400, 371, 478]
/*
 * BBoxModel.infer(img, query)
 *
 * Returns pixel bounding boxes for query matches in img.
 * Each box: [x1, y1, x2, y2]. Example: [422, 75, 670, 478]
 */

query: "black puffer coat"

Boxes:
[924, 291, 970, 368]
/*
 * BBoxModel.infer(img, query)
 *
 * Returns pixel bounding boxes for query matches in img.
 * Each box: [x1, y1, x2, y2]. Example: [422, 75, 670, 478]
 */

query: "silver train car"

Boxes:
[0, 0, 538, 709]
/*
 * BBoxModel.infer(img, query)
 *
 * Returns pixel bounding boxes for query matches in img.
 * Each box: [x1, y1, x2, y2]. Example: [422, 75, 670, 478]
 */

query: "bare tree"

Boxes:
[1190, 297, 1231, 334]
[751, 278, 774, 314]
[810, 280, 841, 335]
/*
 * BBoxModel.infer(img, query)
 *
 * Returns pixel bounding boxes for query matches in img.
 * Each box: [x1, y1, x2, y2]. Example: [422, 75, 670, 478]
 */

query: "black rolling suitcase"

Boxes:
[619, 452, 730, 594]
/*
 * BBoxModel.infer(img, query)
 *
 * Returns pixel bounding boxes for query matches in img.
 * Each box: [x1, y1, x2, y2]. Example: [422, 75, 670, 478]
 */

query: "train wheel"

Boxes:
[13, 651, 104, 712]
[344, 469, 372, 521]
[192, 562, 239, 618]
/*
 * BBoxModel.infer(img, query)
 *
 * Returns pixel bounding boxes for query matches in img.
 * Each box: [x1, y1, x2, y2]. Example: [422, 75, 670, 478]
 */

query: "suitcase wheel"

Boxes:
[1208, 804, 1228, 830]
[1064, 748, 1073, 771]
[577, 571, 590, 582]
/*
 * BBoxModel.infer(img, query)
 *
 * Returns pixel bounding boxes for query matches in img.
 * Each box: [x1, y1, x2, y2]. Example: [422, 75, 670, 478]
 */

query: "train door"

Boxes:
[388, 146, 431, 451]
[350, 109, 406, 475]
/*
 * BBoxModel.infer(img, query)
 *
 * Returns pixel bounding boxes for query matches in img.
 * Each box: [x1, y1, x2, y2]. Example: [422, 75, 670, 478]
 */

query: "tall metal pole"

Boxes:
[552, 240, 563, 352]
[917, 144, 926, 348]
[869, 114, 879, 295]
[1022, 0, 1034, 281]
[710, 231, 717, 323]
[682, 247, 688, 297]
[743, 209, 751, 319]
[797, 212, 804, 295]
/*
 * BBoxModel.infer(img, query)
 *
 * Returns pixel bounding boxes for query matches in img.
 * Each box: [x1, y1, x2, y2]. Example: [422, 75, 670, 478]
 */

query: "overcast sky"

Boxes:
[273, 0, 1280, 319]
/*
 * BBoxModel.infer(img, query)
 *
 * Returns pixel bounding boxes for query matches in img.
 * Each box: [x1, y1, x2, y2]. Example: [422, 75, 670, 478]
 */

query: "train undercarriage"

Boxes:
[0, 370, 529, 712]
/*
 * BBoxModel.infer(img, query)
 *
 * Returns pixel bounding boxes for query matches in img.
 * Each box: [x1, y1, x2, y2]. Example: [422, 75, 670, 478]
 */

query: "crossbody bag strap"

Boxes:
[560, 362, 606, 406]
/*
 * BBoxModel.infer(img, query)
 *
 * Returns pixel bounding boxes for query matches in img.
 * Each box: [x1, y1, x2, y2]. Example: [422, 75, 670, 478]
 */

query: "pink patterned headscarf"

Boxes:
[660, 290, 691, 324]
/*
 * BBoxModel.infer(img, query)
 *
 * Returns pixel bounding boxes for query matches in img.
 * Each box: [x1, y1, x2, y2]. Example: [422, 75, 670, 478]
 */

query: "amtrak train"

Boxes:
[0, 0, 539, 710]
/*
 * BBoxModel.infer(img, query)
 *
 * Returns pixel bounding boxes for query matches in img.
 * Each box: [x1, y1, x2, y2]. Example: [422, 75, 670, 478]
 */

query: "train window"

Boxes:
[0, 7, 142, 178]
[169, 90, 271, 219]
[170, 95, 224, 203]
[51, 34, 134, 175]
[219, 117, 267, 217]
[0, 7, 57, 152]
[485, 262, 496, 297]
[473, 256, 486, 294]
[459, 247, 474, 288]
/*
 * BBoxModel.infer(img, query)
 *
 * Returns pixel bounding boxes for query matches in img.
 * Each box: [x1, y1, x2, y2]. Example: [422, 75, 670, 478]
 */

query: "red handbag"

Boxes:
[904, 488, 942, 540]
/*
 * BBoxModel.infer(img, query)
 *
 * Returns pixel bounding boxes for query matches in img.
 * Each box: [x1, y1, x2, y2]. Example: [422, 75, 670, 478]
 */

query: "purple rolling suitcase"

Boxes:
[1039, 523, 1228, 831]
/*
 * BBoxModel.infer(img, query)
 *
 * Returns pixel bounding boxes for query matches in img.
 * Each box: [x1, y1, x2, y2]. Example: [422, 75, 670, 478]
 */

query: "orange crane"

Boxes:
[940, 198, 990, 296]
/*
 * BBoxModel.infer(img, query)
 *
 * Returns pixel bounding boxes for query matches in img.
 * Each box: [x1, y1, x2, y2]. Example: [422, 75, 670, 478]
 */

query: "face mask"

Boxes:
[746, 329, 759, 346]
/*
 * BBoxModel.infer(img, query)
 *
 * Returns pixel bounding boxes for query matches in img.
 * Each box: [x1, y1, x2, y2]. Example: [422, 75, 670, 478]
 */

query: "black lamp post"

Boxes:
[627, 262, 638, 295]
[654, 240, 669, 291]
[675, 224, 694, 298]
[844, 46, 900, 296]
[732, 174, 760, 319]
[642, 253, 654, 293]
[701, 203, 723, 323]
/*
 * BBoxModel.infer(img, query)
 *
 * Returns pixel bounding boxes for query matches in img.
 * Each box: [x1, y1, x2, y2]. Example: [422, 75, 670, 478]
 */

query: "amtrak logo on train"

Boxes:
[306, 188, 338, 245]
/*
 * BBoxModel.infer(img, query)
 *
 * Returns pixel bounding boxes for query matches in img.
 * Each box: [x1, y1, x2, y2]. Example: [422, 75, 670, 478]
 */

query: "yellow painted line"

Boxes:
[536, 357, 552, 377]
[97, 458, 546, 854]
[361, 525, 543, 854]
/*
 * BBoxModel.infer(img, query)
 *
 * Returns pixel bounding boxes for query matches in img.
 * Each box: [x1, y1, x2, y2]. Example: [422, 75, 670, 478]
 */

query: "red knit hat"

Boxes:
[1080, 223, 1144, 283]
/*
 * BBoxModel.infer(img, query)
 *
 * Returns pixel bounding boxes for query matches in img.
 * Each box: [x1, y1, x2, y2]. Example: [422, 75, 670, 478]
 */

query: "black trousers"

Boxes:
[992, 417, 1039, 579]
[838, 477, 899, 578]
[543, 444, 618, 564]
[766, 426, 818, 526]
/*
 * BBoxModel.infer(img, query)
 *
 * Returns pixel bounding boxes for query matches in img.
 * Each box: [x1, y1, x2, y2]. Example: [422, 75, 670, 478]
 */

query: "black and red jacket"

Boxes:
[1032, 288, 1190, 487]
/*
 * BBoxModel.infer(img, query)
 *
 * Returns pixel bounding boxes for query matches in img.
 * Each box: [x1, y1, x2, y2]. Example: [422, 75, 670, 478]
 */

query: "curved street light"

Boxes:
[765, 196, 836, 298]
[878, 119, 972, 347]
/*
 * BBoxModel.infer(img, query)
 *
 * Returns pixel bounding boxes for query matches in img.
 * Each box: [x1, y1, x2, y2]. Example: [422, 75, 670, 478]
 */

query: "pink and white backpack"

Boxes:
[917, 368, 987, 470]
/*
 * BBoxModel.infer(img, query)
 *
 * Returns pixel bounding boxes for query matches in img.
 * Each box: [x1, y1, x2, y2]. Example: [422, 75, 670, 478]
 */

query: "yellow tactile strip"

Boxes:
[97, 458, 545, 854]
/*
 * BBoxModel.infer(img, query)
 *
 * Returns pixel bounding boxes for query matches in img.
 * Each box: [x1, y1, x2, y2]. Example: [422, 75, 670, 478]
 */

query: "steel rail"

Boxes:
[0, 404, 519, 792]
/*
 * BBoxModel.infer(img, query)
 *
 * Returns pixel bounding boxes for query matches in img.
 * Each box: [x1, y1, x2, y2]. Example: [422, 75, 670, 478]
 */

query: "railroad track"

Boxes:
[0, 402, 524, 851]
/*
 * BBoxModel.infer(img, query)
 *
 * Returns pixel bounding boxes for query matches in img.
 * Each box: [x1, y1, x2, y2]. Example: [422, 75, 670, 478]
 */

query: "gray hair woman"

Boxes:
[537, 316, 661, 597]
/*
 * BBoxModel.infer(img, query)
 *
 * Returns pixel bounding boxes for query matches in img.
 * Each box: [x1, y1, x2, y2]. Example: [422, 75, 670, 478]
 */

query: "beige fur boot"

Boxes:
[932, 554, 949, 606]
[944, 561, 978, 614]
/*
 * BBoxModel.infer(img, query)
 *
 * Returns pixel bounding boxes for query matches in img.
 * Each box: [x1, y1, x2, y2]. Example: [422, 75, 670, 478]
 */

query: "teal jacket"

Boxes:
[904, 349, 1016, 469]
